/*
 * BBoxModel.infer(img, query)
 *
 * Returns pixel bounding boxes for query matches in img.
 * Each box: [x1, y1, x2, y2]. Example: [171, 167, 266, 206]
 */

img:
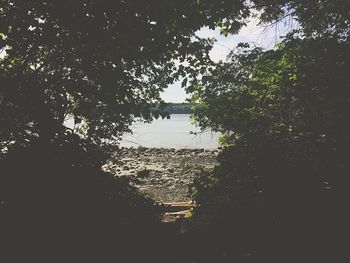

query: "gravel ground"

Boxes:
[103, 147, 219, 202]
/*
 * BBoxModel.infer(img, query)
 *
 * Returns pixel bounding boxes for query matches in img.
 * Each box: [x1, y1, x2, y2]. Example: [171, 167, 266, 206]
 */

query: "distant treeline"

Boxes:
[164, 103, 194, 114]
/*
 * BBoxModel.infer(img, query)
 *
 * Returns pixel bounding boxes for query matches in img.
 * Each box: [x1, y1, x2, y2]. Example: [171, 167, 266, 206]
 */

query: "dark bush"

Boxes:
[0, 134, 164, 262]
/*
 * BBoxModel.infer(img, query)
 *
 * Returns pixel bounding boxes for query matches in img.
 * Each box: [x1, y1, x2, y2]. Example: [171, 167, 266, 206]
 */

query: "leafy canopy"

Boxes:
[0, 0, 251, 149]
[189, 1, 350, 260]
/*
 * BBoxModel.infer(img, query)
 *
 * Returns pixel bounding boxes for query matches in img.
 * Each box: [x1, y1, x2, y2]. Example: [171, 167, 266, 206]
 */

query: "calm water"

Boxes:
[121, 114, 220, 149]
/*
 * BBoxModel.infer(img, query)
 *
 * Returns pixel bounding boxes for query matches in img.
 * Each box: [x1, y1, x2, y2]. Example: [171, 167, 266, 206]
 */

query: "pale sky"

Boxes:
[161, 16, 297, 103]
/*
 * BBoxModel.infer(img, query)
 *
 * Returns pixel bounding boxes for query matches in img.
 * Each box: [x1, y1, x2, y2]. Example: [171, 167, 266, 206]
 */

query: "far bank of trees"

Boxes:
[164, 103, 193, 114]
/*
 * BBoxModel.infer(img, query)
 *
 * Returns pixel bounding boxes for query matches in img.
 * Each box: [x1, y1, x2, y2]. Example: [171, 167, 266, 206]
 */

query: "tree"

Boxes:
[189, 0, 350, 261]
[253, 0, 350, 39]
[0, 1, 253, 261]
[0, 0, 252, 150]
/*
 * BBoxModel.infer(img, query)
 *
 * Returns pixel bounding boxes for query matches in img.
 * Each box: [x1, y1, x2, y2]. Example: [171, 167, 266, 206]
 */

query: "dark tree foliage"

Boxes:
[189, 1, 350, 262]
[0, 0, 251, 149]
[0, 1, 251, 262]
[253, 0, 350, 39]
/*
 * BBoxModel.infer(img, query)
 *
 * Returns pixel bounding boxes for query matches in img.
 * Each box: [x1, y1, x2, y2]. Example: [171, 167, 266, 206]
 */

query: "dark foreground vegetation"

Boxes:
[1, 0, 349, 262]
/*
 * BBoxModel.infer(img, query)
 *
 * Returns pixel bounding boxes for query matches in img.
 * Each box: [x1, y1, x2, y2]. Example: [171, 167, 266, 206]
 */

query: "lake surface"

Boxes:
[121, 114, 220, 149]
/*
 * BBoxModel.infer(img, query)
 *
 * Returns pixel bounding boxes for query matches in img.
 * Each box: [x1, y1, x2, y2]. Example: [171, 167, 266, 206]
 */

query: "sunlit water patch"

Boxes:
[121, 114, 220, 149]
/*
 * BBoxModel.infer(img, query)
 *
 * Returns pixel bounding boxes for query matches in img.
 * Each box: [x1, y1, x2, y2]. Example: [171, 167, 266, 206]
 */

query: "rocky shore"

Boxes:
[103, 147, 219, 203]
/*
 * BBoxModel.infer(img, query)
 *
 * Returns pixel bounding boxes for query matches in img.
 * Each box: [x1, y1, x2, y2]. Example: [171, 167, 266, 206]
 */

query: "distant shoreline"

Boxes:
[163, 102, 194, 114]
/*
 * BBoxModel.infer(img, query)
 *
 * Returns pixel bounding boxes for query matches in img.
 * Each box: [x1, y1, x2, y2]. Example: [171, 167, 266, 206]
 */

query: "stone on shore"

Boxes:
[103, 147, 218, 203]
